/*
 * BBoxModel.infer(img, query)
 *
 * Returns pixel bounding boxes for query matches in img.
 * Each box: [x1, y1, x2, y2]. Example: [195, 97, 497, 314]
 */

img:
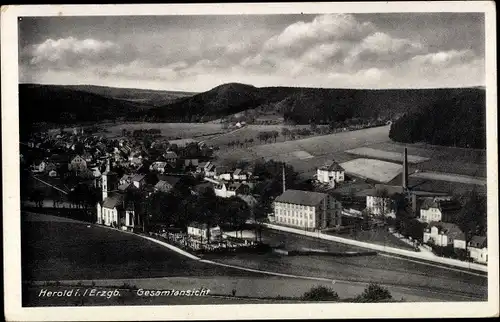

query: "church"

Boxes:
[96, 159, 136, 231]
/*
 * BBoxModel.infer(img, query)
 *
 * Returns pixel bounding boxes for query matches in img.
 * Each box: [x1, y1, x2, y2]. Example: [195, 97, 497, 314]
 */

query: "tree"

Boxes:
[302, 285, 339, 301]
[310, 122, 318, 133]
[281, 127, 290, 140]
[357, 283, 392, 302]
[271, 130, 279, 142]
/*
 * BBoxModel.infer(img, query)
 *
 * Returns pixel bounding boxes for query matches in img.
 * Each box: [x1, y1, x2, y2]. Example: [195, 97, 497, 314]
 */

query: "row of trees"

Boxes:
[301, 283, 393, 302]
[389, 91, 486, 149]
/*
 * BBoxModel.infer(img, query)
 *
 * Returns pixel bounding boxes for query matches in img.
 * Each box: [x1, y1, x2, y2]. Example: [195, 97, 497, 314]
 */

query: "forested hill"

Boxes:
[389, 88, 486, 149]
[146, 83, 484, 125]
[19, 84, 151, 137]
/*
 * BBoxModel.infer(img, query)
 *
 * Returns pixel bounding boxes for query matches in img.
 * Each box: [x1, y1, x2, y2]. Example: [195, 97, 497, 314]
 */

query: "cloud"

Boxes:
[410, 49, 476, 67]
[29, 37, 124, 68]
[19, 14, 485, 90]
[263, 14, 374, 53]
[345, 32, 426, 68]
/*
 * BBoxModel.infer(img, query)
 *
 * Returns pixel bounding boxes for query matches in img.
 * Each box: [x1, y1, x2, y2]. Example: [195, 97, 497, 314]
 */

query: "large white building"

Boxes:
[316, 160, 345, 185]
[273, 189, 342, 229]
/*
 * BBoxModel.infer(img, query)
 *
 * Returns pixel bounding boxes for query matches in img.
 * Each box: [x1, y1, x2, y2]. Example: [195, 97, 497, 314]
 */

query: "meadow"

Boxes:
[99, 122, 226, 140]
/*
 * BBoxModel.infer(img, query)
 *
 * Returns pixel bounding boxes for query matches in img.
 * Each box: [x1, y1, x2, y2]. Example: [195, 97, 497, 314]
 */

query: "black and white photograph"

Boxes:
[2, 2, 498, 320]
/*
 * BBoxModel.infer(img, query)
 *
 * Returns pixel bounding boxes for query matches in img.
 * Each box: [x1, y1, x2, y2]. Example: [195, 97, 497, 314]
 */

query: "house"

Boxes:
[419, 197, 461, 223]
[214, 166, 232, 181]
[150, 161, 168, 174]
[119, 174, 133, 186]
[187, 222, 222, 242]
[131, 174, 146, 189]
[214, 182, 249, 198]
[184, 158, 199, 167]
[164, 151, 178, 164]
[31, 160, 46, 173]
[48, 169, 58, 177]
[423, 222, 466, 249]
[468, 236, 488, 264]
[273, 189, 342, 229]
[232, 168, 248, 181]
[365, 185, 403, 218]
[69, 155, 87, 172]
[204, 163, 217, 178]
[316, 160, 345, 185]
[154, 176, 180, 193]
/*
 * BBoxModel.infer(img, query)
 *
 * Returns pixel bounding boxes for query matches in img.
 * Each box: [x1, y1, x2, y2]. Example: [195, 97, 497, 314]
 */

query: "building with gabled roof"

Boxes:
[316, 160, 345, 185]
[468, 235, 488, 264]
[419, 197, 461, 223]
[423, 221, 466, 249]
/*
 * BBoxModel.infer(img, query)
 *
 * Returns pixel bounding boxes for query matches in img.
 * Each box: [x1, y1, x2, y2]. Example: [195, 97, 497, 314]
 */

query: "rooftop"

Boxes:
[428, 221, 465, 240]
[275, 189, 329, 206]
[319, 160, 344, 172]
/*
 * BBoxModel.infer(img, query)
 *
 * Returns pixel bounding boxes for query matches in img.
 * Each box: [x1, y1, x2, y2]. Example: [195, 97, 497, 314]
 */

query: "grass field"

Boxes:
[346, 147, 430, 164]
[340, 158, 403, 183]
[100, 122, 226, 139]
[410, 171, 486, 185]
[21, 214, 261, 281]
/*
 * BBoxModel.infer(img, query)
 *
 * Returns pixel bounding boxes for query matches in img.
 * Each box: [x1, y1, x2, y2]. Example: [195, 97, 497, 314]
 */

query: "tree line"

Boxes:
[389, 90, 486, 149]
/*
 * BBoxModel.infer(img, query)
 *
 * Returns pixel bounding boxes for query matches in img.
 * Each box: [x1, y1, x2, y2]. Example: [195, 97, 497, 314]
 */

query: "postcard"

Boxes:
[2, 2, 498, 320]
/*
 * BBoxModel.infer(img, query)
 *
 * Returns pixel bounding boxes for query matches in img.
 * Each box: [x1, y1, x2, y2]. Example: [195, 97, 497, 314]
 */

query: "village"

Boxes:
[20, 125, 487, 264]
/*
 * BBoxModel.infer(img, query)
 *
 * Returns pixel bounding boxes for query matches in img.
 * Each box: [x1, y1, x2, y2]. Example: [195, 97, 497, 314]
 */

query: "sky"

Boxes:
[18, 13, 485, 92]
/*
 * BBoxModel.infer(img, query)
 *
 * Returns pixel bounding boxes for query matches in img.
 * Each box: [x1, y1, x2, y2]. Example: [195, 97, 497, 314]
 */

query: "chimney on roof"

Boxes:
[402, 148, 408, 189]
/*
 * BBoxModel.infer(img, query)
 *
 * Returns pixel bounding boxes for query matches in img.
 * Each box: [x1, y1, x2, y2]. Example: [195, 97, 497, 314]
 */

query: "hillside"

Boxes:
[146, 84, 485, 126]
[58, 85, 196, 106]
[389, 89, 486, 149]
[19, 84, 151, 137]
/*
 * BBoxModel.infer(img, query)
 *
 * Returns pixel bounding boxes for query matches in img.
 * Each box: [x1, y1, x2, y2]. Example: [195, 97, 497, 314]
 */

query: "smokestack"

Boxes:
[412, 193, 417, 214]
[402, 148, 408, 189]
[282, 163, 286, 193]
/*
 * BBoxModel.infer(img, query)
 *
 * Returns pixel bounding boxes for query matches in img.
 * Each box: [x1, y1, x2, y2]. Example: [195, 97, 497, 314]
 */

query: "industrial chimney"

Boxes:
[402, 148, 408, 189]
[282, 162, 286, 193]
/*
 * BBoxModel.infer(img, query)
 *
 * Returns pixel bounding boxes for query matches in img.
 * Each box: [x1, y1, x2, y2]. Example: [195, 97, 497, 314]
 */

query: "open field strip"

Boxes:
[262, 223, 487, 273]
[345, 147, 430, 164]
[101, 122, 226, 139]
[410, 171, 487, 185]
[340, 158, 403, 183]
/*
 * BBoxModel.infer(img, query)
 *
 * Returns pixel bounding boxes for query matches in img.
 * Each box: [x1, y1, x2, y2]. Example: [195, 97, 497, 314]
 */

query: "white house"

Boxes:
[468, 236, 488, 264]
[423, 222, 466, 249]
[214, 182, 249, 198]
[187, 222, 222, 242]
[365, 185, 403, 218]
[273, 189, 342, 229]
[232, 168, 248, 181]
[214, 166, 232, 181]
[316, 160, 345, 185]
[419, 197, 461, 223]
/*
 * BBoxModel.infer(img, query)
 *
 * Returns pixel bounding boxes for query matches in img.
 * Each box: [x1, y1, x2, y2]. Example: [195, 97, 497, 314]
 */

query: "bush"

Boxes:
[357, 283, 392, 302]
[301, 285, 339, 301]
